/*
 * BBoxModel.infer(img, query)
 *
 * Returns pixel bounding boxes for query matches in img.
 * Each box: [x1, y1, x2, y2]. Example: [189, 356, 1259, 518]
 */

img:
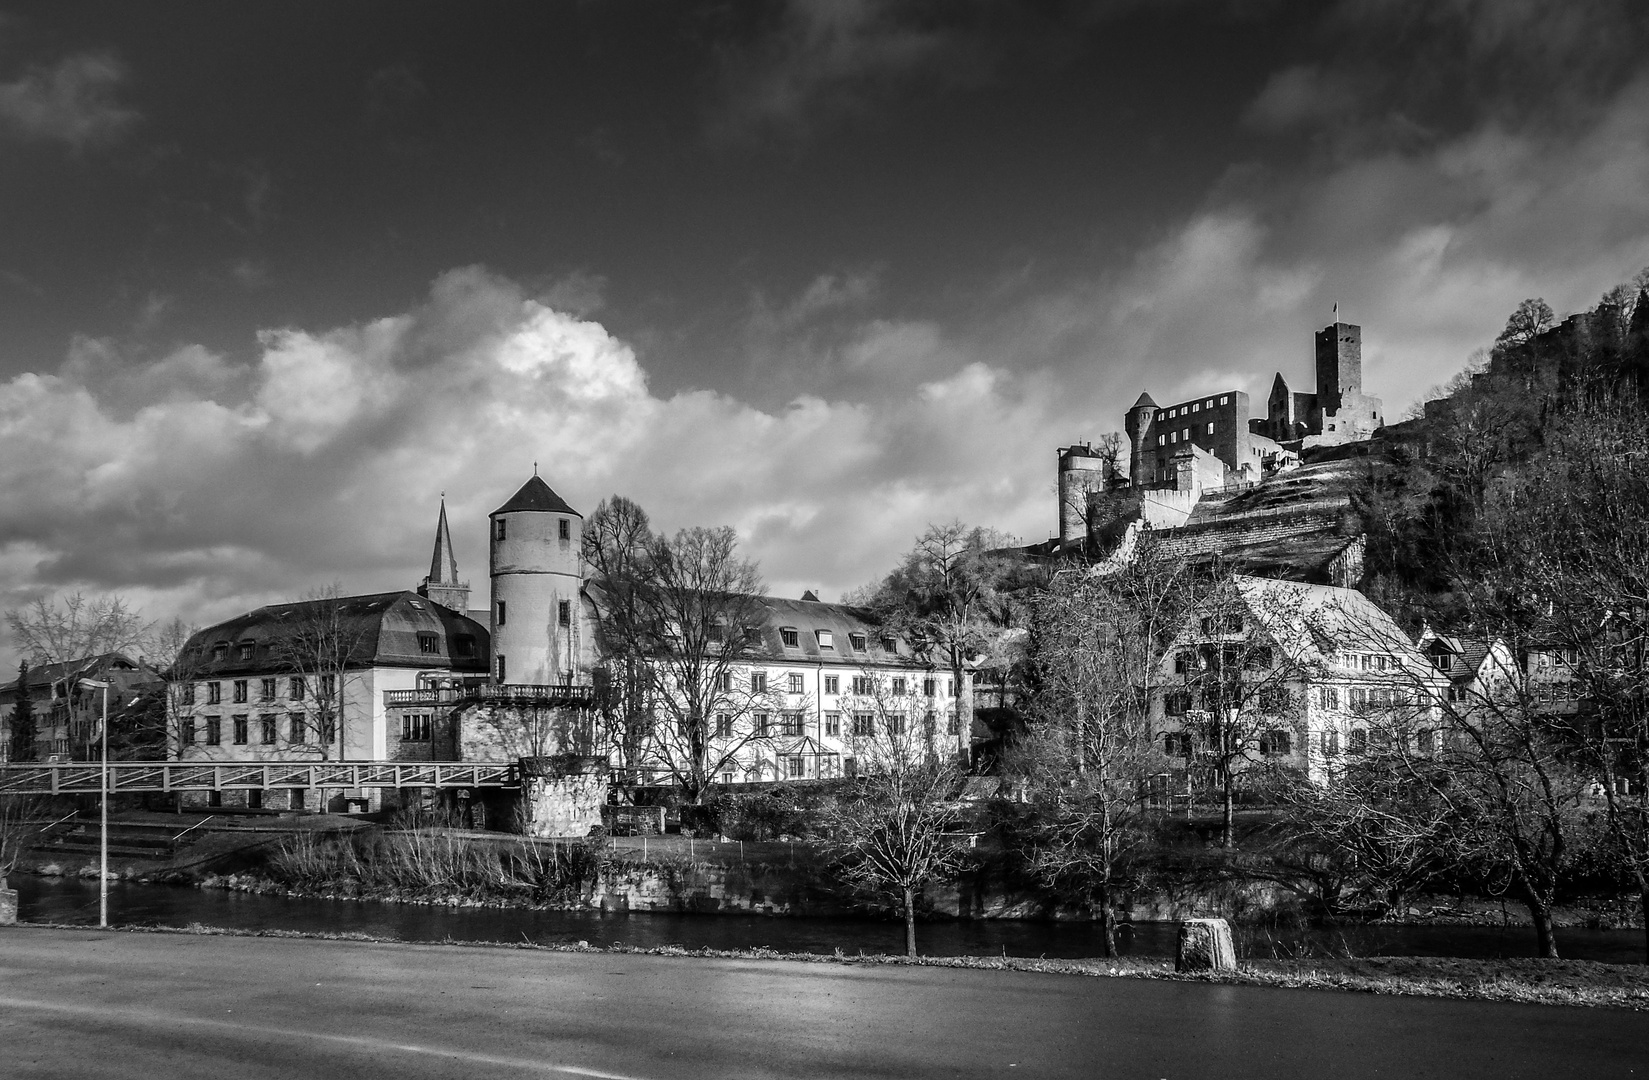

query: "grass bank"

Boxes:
[18, 921, 1647, 1011]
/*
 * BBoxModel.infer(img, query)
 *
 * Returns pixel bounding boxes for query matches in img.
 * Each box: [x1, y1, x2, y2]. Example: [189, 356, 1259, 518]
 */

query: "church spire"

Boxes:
[417, 497, 471, 614]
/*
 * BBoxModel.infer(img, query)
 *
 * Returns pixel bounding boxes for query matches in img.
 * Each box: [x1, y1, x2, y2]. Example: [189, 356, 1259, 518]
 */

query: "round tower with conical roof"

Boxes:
[489, 474, 583, 685]
[1124, 391, 1157, 486]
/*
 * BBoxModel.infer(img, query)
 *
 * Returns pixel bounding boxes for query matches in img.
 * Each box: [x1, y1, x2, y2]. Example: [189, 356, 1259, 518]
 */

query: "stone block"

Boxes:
[0, 887, 16, 925]
[1176, 917, 1236, 973]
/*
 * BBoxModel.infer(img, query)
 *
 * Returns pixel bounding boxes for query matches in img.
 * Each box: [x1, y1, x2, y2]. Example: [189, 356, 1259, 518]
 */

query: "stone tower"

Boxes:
[1123, 392, 1157, 486]
[1314, 322, 1362, 417]
[1056, 445, 1107, 549]
[488, 474, 584, 686]
[417, 497, 471, 614]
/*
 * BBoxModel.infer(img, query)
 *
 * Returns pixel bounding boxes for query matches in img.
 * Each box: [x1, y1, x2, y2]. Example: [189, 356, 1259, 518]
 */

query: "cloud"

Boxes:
[1243, 65, 1362, 132]
[0, 267, 1061, 660]
[0, 51, 138, 148]
[712, 0, 986, 140]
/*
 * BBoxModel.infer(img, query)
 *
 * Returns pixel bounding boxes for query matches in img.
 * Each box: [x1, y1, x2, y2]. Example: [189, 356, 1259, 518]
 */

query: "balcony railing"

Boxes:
[384, 683, 605, 710]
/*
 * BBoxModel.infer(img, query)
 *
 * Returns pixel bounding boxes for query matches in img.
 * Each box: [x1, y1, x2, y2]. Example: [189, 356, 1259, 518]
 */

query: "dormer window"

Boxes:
[237, 641, 255, 661]
[212, 642, 229, 661]
[708, 623, 725, 643]
[816, 629, 834, 649]
[880, 636, 897, 653]
[418, 632, 439, 655]
[453, 635, 476, 658]
[781, 628, 799, 648]
[849, 632, 867, 651]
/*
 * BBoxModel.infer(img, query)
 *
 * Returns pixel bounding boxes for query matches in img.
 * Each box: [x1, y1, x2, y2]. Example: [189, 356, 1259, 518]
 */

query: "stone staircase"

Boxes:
[33, 815, 198, 861]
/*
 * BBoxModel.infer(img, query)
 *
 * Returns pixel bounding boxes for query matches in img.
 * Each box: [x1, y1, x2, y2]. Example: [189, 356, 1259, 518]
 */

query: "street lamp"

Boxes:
[79, 677, 110, 928]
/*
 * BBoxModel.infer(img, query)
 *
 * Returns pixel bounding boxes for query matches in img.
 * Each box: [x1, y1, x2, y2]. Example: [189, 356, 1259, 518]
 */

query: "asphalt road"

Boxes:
[2, 927, 1644, 1079]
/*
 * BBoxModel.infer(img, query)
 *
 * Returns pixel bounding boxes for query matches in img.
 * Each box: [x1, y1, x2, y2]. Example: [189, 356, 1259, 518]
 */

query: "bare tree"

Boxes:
[264, 585, 372, 760]
[824, 744, 964, 958]
[1012, 546, 1189, 955]
[860, 522, 1028, 765]
[1, 793, 49, 889]
[583, 499, 784, 803]
[6, 592, 151, 669]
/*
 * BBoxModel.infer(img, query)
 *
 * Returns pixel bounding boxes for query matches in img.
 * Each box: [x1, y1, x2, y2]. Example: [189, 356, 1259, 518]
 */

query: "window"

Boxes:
[237, 641, 255, 661]
[1192, 402, 1200, 412]
[401, 713, 431, 741]
[787, 756, 805, 779]
[782, 713, 803, 736]
[557, 601, 571, 628]
[289, 713, 306, 743]
[1164, 732, 1191, 757]
[852, 676, 873, 695]
[849, 633, 867, 651]
[232, 715, 248, 744]
[780, 627, 799, 647]
[212, 643, 228, 661]
[418, 632, 439, 655]
[497, 600, 507, 626]
[260, 714, 277, 745]
[755, 713, 771, 736]
[1259, 729, 1291, 756]
[454, 634, 476, 658]
[289, 677, 305, 701]
[721, 772, 734, 786]
[1170, 431, 1177, 444]
[886, 714, 906, 736]
[1207, 423, 1215, 435]
[947, 710, 960, 735]
[558, 518, 570, 543]
[816, 630, 834, 649]
[1432, 651, 1454, 671]
[1348, 729, 1368, 754]
[707, 623, 725, 643]
[715, 713, 733, 737]
[260, 678, 276, 702]
[717, 672, 732, 692]
[320, 674, 336, 697]
[495, 519, 506, 541]
[853, 713, 875, 737]
[824, 712, 841, 737]
[1416, 728, 1435, 755]
[1206, 400, 1214, 409]
[751, 672, 767, 693]
[180, 718, 197, 746]
[1158, 435, 1165, 446]
[788, 672, 804, 694]
[1259, 687, 1289, 712]
[207, 682, 222, 705]
[1220, 395, 1229, 405]
[1164, 691, 1191, 716]
[1446, 685, 1467, 703]
[891, 677, 907, 696]
[880, 636, 897, 653]
[824, 675, 839, 694]
[181, 684, 196, 706]
[206, 717, 222, 746]
[923, 677, 936, 697]
[1182, 428, 1190, 441]
[1169, 408, 1177, 418]
[233, 680, 248, 704]
[496, 654, 507, 682]
[1318, 687, 1340, 710]
[1322, 730, 1340, 755]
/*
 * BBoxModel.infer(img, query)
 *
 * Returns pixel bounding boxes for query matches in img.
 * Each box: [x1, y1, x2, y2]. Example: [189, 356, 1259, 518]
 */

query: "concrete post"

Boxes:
[0, 884, 17, 925]
[1175, 917, 1237, 973]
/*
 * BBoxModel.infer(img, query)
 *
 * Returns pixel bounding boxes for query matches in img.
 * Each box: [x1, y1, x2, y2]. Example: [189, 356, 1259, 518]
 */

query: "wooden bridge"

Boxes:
[0, 760, 520, 796]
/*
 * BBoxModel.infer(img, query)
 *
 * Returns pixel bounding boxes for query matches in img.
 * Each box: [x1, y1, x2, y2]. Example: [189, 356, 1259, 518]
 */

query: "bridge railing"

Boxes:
[0, 760, 520, 795]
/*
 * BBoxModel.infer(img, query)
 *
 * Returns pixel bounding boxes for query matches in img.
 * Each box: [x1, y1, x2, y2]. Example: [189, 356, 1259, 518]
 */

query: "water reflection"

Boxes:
[12, 877, 1644, 965]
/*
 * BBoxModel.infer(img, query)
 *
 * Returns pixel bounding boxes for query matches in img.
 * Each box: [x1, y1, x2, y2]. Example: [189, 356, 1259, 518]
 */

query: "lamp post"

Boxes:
[80, 677, 110, 928]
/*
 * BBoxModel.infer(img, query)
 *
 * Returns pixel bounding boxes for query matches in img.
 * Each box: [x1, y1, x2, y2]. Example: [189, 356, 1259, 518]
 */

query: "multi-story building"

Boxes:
[1, 653, 162, 763]
[1152, 577, 1445, 787]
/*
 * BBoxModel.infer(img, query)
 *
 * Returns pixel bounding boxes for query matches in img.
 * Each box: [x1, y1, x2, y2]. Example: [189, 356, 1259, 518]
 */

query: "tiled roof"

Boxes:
[492, 476, 580, 517]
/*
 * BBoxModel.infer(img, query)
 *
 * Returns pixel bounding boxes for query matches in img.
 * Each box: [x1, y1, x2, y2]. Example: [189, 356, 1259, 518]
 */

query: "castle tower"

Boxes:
[1056, 445, 1106, 549]
[1314, 322, 1361, 417]
[417, 497, 471, 614]
[1123, 392, 1157, 487]
[489, 474, 584, 685]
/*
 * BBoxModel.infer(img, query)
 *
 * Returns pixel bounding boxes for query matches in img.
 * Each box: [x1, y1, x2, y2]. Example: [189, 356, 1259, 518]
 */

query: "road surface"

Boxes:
[1, 927, 1643, 1078]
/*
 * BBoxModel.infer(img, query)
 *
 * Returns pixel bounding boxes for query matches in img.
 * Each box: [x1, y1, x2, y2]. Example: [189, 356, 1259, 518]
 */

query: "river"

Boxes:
[13, 876, 1647, 963]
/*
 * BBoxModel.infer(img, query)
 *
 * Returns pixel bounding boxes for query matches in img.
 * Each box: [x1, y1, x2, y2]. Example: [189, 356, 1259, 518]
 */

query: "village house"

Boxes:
[1153, 576, 1448, 787]
[2, 653, 163, 763]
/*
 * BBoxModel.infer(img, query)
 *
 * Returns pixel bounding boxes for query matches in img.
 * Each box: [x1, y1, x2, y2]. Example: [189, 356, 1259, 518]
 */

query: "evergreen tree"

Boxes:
[10, 660, 36, 762]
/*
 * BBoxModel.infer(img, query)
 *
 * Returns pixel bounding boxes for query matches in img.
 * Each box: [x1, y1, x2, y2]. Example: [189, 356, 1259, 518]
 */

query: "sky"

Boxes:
[2, 0, 1648, 659]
